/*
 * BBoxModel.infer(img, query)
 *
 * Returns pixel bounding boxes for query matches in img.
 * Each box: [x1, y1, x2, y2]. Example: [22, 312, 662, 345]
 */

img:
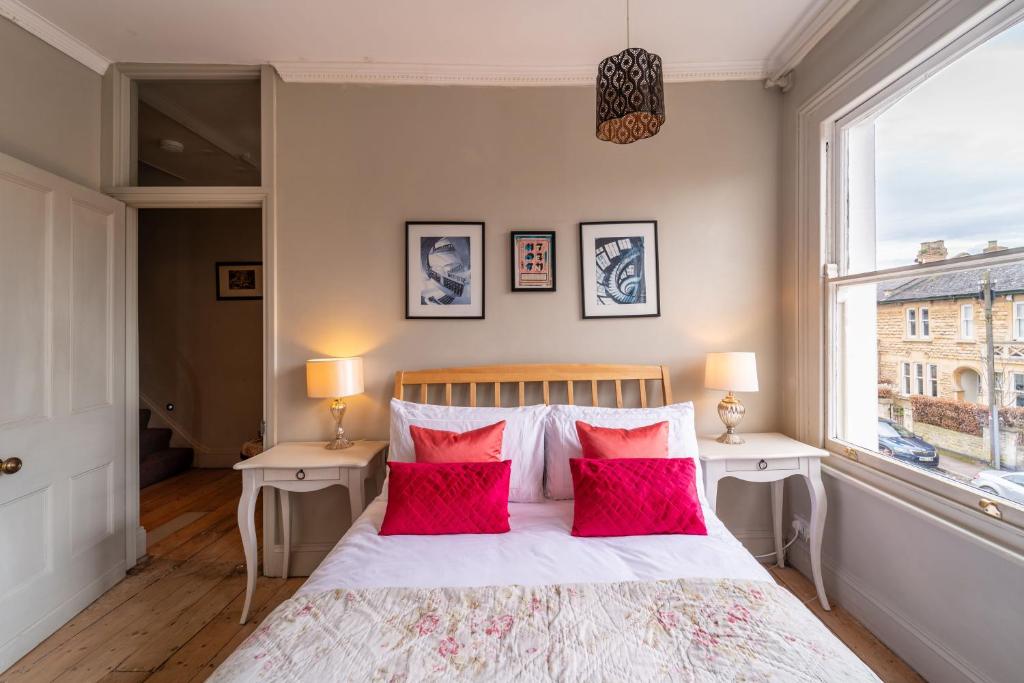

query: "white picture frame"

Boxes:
[579, 221, 660, 319]
[405, 222, 485, 319]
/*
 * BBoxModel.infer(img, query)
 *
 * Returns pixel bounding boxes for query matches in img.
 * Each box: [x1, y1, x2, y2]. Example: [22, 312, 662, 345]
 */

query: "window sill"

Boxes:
[822, 445, 1024, 561]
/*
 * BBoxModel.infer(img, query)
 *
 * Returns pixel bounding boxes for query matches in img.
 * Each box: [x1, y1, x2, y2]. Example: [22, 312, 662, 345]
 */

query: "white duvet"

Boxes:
[300, 497, 771, 596]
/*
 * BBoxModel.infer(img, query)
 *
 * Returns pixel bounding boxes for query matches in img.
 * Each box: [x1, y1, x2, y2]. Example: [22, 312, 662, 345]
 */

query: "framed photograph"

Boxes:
[406, 222, 485, 319]
[510, 231, 556, 291]
[215, 261, 263, 301]
[579, 221, 660, 319]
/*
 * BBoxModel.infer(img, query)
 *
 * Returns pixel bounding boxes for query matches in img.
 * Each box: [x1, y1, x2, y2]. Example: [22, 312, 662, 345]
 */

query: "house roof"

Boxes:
[877, 261, 1024, 303]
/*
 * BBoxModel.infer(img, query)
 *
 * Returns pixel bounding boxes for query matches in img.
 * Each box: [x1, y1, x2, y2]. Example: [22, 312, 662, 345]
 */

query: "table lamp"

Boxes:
[704, 352, 759, 444]
[306, 357, 364, 450]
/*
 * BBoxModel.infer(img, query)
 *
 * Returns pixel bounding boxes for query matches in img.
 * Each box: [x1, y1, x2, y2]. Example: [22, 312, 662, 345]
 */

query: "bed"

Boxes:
[211, 364, 878, 682]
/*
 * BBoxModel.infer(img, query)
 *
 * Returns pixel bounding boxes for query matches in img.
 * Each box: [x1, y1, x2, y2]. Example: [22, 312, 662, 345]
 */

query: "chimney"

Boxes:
[915, 240, 947, 264]
[983, 240, 1007, 254]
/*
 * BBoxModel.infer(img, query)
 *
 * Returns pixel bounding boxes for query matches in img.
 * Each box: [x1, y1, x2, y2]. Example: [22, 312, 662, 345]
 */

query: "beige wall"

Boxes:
[0, 17, 101, 189]
[138, 208, 263, 466]
[273, 80, 784, 545]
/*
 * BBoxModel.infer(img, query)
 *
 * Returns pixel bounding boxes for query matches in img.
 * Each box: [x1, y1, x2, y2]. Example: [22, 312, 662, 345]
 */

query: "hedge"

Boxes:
[910, 396, 984, 435]
[910, 395, 1024, 435]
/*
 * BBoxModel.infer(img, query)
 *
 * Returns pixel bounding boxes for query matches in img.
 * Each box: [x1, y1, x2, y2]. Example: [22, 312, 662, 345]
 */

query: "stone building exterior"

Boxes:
[875, 243, 1024, 467]
[877, 249, 1024, 409]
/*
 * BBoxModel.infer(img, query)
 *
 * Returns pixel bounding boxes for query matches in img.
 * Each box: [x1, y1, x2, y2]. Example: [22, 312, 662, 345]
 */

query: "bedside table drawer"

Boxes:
[264, 467, 340, 482]
[726, 457, 799, 473]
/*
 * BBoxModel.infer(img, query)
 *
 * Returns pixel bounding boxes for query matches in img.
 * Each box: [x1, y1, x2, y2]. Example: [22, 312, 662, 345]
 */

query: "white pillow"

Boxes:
[388, 398, 549, 502]
[544, 402, 704, 502]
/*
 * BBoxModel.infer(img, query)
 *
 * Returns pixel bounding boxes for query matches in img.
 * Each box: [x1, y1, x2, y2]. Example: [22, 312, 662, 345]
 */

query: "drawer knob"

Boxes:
[295, 469, 306, 480]
[757, 459, 768, 471]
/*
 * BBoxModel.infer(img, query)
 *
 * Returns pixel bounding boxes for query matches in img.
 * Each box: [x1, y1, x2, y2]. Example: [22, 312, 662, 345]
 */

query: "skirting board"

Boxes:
[0, 561, 125, 673]
[787, 541, 992, 683]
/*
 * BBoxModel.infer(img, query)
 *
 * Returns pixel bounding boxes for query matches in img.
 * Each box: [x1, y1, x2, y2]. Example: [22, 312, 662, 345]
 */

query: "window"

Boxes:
[132, 78, 261, 187]
[828, 10, 1024, 527]
[961, 303, 974, 338]
[906, 308, 917, 337]
[901, 362, 912, 395]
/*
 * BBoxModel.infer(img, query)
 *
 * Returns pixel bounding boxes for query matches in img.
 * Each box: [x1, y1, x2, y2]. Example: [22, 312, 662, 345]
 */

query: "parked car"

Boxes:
[970, 470, 1024, 504]
[877, 419, 939, 468]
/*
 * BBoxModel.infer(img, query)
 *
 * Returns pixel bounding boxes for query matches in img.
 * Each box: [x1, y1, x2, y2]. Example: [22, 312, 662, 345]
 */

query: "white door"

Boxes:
[0, 152, 126, 671]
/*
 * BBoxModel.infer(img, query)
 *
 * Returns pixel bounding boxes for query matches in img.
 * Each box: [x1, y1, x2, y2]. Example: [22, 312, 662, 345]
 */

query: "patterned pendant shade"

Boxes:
[596, 47, 665, 144]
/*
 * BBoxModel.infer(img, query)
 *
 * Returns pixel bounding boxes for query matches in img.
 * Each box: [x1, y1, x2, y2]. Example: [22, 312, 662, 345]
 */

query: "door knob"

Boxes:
[1, 457, 23, 475]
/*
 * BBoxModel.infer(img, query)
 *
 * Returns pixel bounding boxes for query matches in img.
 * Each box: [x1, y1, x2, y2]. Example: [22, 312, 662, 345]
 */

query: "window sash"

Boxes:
[906, 308, 917, 337]
[901, 362, 912, 396]
[961, 304, 974, 338]
[1015, 301, 1024, 340]
[920, 307, 930, 337]
[823, 2, 1024, 533]
[928, 364, 939, 397]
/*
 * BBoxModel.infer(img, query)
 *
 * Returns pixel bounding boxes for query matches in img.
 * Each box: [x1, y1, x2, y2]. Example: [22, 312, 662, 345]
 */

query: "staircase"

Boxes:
[139, 408, 194, 488]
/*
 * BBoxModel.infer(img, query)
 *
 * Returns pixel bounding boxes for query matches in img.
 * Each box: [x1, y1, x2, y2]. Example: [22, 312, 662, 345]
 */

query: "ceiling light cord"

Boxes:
[626, 0, 631, 49]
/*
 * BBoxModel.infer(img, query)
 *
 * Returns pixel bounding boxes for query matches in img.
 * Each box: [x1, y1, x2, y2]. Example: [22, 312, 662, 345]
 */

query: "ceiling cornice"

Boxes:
[0, 0, 109, 74]
[272, 60, 769, 86]
[766, 0, 862, 79]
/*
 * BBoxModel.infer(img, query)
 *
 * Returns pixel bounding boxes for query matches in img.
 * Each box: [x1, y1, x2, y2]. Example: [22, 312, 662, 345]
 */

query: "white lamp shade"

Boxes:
[704, 352, 759, 392]
[306, 357, 364, 398]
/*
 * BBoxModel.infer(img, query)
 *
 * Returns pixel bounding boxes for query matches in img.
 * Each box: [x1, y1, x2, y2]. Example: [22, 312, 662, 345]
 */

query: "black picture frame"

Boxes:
[510, 230, 557, 292]
[405, 221, 486, 319]
[214, 261, 263, 301]
[579, 221, 661, 319]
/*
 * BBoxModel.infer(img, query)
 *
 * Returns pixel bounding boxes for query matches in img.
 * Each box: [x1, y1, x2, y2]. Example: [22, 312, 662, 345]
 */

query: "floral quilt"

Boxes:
[210, 577, 879, 682]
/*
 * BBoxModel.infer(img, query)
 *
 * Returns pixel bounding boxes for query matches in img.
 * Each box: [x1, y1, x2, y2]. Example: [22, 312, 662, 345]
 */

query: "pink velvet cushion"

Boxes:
[379, 460, 511, 535]
[575, 420, 669, 459]
[569, 457, 707, 537]
[410, 421, 506, 464]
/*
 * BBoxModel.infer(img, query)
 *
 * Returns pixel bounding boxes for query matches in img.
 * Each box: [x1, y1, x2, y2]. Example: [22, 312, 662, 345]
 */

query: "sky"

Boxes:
[870, 19, 1024, 270]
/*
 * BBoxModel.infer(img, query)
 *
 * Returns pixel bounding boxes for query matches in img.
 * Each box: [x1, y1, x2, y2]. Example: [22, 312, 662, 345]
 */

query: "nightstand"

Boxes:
[234, 440, 388, 623]
[698, 432, 830, 610]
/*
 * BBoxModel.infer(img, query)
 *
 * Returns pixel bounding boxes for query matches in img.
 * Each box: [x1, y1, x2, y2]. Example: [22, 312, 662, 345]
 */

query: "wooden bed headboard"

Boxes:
[393, 364, 672, 408]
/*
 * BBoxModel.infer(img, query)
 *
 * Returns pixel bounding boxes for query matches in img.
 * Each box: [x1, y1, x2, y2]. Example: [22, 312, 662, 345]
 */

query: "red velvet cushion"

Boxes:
[569, 457, 707, 537]
[380, 460, 511, 535]
[575, 420, 669, 459]
[410, 421, 506, 464]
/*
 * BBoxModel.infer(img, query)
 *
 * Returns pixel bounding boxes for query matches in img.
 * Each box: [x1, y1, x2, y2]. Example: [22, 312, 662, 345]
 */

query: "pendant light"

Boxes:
[596, 0, 665, 144]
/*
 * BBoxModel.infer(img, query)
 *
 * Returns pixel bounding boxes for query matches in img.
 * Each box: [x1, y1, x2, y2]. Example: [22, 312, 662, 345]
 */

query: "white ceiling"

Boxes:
[3, 0, 859, 84]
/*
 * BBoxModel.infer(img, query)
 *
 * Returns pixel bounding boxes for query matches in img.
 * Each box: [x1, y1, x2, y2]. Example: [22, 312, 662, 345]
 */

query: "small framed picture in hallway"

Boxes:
[216, 261, 263, 300]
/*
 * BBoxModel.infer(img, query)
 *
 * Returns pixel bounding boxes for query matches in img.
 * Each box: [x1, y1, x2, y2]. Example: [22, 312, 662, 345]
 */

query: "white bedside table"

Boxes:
[698, 432, 830, 610]
[234, 440, 388, 623]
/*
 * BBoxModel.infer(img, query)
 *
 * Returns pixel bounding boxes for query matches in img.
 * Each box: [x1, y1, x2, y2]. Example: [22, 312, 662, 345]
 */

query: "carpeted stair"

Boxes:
[140, 408, 194, 488]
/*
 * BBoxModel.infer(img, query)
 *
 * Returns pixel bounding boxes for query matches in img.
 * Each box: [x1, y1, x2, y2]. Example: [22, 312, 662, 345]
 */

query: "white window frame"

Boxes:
[928, 364, 939, 398]
[914, 363, 925, 395]
[920, 306, 930, 338]
[961, 303, 974, 339]
[1014, 300, 1024, 341]
[901, 361, 912, 396]
[1014, 372, 1024, 408]
[906, 307, 917, 337]
[820, 0, 1024, 534]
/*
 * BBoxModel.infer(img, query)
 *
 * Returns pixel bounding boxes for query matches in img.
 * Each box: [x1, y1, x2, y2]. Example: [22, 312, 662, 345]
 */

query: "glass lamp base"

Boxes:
[324, 398, 353, 450]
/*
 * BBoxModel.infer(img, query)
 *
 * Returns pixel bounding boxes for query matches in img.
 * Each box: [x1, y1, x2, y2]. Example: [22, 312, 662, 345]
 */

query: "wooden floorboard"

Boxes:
[3, 468, 923, 682]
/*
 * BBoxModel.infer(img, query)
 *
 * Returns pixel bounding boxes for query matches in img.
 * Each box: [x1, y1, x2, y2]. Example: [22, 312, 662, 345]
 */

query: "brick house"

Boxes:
[877, 244, 1024, 409]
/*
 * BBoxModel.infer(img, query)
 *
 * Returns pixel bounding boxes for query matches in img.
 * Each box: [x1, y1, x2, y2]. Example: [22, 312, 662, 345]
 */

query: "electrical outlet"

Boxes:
[792, 515, 810, 541]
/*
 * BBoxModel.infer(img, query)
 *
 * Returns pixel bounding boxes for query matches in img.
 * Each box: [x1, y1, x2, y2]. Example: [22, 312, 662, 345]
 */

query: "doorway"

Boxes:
[136, 208, 263, 533]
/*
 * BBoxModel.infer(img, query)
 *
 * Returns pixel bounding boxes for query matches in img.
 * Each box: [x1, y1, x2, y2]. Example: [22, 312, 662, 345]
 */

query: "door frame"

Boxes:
[106, 64, 277, 566]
